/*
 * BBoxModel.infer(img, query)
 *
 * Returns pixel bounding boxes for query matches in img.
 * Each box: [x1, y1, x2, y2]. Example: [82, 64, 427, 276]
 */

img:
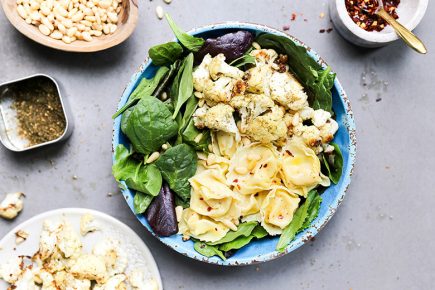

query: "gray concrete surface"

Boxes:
[1, 0, 434, 289]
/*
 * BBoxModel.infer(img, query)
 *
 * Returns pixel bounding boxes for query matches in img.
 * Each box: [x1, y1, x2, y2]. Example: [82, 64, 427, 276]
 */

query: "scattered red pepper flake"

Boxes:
[207, 207, 212, 212]
[291, 13, 297, 21]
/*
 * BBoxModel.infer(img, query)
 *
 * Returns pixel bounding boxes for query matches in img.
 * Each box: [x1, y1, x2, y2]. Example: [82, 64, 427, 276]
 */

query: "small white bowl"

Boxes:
[330, 0, 428, 47]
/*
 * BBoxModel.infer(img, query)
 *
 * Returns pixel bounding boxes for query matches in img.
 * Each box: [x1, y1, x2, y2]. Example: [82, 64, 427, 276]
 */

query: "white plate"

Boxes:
[0, 208, 163, 289]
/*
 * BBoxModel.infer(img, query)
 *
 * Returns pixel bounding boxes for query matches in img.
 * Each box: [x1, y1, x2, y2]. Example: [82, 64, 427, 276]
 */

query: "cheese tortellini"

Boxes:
[227, 143, 280, 195]
[280, 138, 330, 197]
[260, 186, 300, 235]
[178, 208, 229, 242]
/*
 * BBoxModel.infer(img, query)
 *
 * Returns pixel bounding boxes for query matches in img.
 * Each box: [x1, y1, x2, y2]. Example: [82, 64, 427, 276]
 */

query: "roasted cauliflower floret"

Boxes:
[80, 213, 99, 236]
[0, 192, 25, 220]
[250, 49, 278, 64]
[319, 119, 339, 143]
[269, 71, 308, 111]
[93, 274, 127, 290]
[230, 93, 274, 130]
[244, 65, 273, 95]
[312, 109, 332, 127]
[208, 53, 244, 80]
[202, 76, 235, 105]
[242, 105, 288, 143]
[192, 54, 213, 92]
[129, 270, 159, 290]
[70, 254, 107, 284]
[193, 104, 239, 136]
[294, 124, 322, 147]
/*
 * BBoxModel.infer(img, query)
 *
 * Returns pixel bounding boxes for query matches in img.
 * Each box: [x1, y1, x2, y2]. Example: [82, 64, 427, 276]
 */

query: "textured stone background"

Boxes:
[1, 1, 434, 289]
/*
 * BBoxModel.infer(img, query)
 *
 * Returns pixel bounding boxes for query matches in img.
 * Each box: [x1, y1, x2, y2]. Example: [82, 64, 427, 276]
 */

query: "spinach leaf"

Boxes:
[179, 94, 198, 133]
[301, 193, 322, 230]
[112, 144, 137, 182]
[194, 241, 226, 260]
[229, 54, 256, 68]
[134, 192, 154, 214]
[153, 60, 180, 98]
[218, 225, 268, 252]
[172, 53, 194, 118]
[276, 190, 319, 252]
[149, 42, 184, 66]
[125, 163, 162, 196]
[165, 14, 205, 52]
[322, 143, 344, 184]
[155, 144, 197, 202]
[209, 221, 257, 245]
[181, 118, 211, 152]
[255, 34, 336, 113]
[124, 97, 178, 155]
[120, 107, 133, 135]
[113, 66, 170, 118]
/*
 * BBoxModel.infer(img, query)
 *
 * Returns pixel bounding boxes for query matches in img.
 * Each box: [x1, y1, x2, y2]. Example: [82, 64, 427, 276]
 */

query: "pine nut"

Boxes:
[109, 23, 116, 33]
[102, 23, 109, 34]
[252, 42, 261, 50]
[66, 26, 77, 36]
[50, 30, 63, 39]
[17, 5, 28, 18]
[163, 0, 172, 3]
[107, 11, 117, 23]
[30, 11, 40, 21]
[155, 5, 164, 19]
[62, 35, 72, 43]
[62, 18, 73, 28]
[41, 17, 54, 30]
[80, 19, 92, 26]
[38, 23, 50, 35]
[90, 29, 101, 36]
[98, 0, 110, 9]
[71, 12, 83, 22]
[82, 31, 92, 41]
[57, 23, 66, 34]
[194, 133, 203, 143]
[146, 152, 160, 164]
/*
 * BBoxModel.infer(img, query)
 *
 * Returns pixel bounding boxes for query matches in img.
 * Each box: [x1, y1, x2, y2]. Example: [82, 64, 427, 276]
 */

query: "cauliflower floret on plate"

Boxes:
[129, 269, 159, 290]
[12, 268, 39, 290]
[192, 54, 213, 92]
[319, 118, 339, 143]
[80, 213, 99, 236]
[208, 53, 244, 80]
[57, 222, 83, 258]
[312, 109, 332, 127]
[202, 76, 236, 105]
[244, 65, 273, 96]
[269, 71, 308, 111]
[0, 192, 25, 220]
[70, 254, 107, 284]
[193, 104, 239, 136]
[230, 93, 274, 130]
[92, 239, 127, 277]
[250, 49, 278, 65]
[242, 105, 288, 144]
[93, 274, 127, 290]
[0, 257, 23, 284]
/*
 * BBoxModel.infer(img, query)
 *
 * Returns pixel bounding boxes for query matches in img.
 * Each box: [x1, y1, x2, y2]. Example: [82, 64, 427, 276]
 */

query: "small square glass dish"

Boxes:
[0, 74, 73, 152]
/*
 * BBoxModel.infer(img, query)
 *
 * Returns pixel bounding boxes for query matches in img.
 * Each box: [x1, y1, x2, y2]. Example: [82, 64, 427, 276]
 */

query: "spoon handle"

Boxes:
[377, 8, 427, 54]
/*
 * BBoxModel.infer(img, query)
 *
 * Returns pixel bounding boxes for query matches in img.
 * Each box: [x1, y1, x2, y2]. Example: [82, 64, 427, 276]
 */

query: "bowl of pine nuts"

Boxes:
[0, 0, 138, 52]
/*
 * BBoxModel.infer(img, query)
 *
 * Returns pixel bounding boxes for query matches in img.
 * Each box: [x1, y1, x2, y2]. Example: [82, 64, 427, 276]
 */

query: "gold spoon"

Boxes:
[362, 0, 427, 54]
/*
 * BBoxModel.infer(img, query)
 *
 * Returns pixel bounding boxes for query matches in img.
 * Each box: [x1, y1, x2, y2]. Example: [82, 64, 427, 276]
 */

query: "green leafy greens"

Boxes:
[219, 226, 268, 252]
[322, 142, 344, 184]
[155, 144, 197, 203]
[149, 42, 184, 66]
[276, 190, 322, 252]
[165, 14, 205, 52]
[123, 97, 178, 155]
[134, 192, 154, 214]
[171, 53, 194, 118]
[229, 54, 256, 68]
[193, 241, 226, 260]
[113, 66, 170, 118]
[209, 221, 257, 245]
[255, 33, 336, 113]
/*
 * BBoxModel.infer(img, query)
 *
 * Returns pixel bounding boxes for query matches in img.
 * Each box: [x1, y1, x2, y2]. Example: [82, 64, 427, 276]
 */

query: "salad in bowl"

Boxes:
[112, 15, 356, 265]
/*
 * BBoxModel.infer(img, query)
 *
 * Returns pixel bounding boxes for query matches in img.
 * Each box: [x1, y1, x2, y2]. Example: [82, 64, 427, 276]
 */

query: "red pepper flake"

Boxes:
[233, 179, 238, 183]
[278, 215, 284, 220]
[199, 197, 204, 201]
[207, 207, 212, 212]
[285, 150, 293, 157]
[345, 0, 400, 32]
[263, 163, 268, 168]
[291, 13, 297, 21]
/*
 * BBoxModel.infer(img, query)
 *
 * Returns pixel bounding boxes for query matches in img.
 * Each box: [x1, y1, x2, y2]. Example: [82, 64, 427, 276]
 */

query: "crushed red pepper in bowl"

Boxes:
[345, 0, 401, 32]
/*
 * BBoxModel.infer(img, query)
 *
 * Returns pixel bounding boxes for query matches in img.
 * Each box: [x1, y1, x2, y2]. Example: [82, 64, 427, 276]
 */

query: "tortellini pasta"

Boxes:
[280, 138, 330, 197]
[227, 143, 280, 195]
[189, 169, 241, 230]
[260, 186, 300, 236]
[178, 208, 229, 242]
[214, 131, 239, 159]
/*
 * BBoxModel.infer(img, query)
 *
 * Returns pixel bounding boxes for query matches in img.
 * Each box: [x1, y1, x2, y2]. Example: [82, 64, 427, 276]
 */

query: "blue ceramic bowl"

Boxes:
[112, 23, 356, 266]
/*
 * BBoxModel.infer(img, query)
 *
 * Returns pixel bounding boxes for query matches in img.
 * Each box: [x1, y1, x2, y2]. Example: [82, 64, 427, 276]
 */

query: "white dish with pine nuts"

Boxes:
[1, 0, 138, 52]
